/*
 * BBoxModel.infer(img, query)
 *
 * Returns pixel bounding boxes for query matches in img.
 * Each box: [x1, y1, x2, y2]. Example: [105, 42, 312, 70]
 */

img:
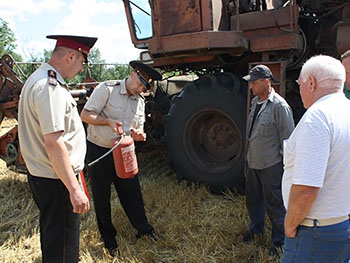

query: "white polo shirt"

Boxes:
[282, 93, 350, 219]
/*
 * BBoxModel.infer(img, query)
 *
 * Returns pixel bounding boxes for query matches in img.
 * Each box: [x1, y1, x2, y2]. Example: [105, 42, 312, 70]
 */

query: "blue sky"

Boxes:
[0, 0, 142, 63]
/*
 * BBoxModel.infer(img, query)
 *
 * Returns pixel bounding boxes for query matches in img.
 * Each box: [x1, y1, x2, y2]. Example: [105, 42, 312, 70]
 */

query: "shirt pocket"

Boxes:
[107, 96, 125, 120]
[129, 100, 144, 128]
[258, 121, 275, 137]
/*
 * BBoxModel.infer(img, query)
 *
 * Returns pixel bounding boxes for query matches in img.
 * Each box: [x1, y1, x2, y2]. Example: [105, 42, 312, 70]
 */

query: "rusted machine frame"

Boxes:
[122, 0, 301, 68]
[0, 55, 23, 120]
[336, 3, 350, 55]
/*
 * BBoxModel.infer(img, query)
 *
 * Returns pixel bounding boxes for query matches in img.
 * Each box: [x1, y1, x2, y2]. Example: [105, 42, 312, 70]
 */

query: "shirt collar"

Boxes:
[267, 88, 276, 102]
[120, 79, 138, 100]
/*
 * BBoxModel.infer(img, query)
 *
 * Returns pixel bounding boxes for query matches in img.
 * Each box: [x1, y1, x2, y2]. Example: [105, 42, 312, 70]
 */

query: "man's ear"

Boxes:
[66, 51, 75, 64]
[308, 75, 316, 92]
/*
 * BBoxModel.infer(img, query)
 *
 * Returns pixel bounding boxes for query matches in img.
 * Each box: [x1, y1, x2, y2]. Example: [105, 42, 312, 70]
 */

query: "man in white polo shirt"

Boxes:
[281, 55, 350, 262]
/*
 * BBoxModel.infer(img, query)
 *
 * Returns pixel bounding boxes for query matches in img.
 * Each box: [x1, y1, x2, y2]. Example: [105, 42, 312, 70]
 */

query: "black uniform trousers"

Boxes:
[86, 141, 153, 250]
[27, 173, 80, 263]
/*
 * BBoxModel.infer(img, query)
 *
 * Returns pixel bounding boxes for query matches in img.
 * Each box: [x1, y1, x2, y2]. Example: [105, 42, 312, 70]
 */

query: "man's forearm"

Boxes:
[80, 109, 109, 126]
[44, 132, 81, 192]
[285, 184, 319, 237]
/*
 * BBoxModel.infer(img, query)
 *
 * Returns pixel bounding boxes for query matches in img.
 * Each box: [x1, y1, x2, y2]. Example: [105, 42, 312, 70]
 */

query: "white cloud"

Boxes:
[0, 0, 141, 63]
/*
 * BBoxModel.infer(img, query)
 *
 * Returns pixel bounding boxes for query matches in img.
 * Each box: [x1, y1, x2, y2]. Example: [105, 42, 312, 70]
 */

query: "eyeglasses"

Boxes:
[136, 72, 150, 90]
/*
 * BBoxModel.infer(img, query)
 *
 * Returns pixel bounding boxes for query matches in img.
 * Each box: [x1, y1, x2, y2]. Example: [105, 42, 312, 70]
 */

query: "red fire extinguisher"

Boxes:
[111, 126, 138, 179]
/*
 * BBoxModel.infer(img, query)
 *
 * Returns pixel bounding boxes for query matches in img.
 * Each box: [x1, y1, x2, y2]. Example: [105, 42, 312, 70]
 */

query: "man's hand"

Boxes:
[131, 128, 146, 141]
[70, 188, 90, 214]
[108, 119, 122, 133]
[284, 214, 298, 238]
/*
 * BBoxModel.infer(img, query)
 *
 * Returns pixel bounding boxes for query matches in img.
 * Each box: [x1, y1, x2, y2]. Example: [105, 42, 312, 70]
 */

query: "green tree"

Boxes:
[69, 48, 104, 85]
[43, 49, 52, 62]
[0, 18, 22, 61]
[70, 48, 131, 86]
[101, 64, 131, 81]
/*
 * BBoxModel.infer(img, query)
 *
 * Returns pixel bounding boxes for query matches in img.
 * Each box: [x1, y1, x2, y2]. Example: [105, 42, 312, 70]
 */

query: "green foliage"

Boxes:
[69, 48, 132, 86]
[0, 18, 22, 61]
[42, 49, 52, 62]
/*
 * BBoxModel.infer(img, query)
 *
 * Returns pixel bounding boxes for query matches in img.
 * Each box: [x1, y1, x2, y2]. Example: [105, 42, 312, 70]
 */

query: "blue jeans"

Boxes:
[281, 219, 350, 263]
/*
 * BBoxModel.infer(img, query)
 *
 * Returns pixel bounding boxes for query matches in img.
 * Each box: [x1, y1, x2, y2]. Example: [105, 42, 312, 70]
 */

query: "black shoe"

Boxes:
[268, 245, 282, 257]
[236, 231, 255, 242]
[136, 230, 165, 241]
[107, 247, 119, 257]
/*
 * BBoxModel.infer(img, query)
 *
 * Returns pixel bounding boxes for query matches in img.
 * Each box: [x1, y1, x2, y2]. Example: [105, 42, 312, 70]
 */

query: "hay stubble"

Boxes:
[0, 149, 280, 263]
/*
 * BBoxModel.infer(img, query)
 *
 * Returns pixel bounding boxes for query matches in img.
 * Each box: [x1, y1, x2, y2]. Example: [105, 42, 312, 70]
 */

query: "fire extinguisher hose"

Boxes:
[87, 135, 125, 167]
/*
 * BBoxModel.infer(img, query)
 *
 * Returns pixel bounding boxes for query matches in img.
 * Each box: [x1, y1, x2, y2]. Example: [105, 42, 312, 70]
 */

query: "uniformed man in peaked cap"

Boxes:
[47, 35, 97, 62]
[80, 61, 163, 256]
[18, 34, 97, 262]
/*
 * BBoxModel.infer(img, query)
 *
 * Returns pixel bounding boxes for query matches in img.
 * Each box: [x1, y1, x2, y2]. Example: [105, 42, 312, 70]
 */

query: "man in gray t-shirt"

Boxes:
[237, 65, 295, 256]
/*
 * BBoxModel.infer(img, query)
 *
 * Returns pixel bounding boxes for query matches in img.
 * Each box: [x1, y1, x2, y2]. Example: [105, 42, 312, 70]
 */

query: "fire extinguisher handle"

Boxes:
[117, 125, 123, 135]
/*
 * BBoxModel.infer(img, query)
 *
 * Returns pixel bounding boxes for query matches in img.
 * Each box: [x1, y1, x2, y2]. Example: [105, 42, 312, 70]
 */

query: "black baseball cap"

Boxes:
[243, 64, 274, 82]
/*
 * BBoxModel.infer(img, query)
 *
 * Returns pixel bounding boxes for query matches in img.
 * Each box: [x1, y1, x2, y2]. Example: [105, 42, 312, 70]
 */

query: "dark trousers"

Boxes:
[246, 162, 286, 247]
[27, 173, 80, 263]
[86, 141, 153, 249]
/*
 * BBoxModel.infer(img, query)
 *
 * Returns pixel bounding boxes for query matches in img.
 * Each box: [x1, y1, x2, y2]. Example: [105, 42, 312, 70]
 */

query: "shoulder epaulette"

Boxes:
[105, 80, 120, 86]
[48, 70, 57, 86]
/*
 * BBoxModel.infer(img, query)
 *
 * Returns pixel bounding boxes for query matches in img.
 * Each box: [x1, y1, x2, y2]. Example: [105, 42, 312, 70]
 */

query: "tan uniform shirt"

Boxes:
[84, 80, 145, 148]
[18, 63, 86, 179]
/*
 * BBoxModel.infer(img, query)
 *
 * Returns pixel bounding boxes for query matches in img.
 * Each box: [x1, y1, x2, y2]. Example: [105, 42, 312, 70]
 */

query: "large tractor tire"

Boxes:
[164, 72, 247, 194]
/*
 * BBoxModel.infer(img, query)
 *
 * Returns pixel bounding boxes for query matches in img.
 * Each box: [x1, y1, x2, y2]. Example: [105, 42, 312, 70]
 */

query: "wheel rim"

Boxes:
[183, 109, 242, 174]
[6, 142, 18, 163]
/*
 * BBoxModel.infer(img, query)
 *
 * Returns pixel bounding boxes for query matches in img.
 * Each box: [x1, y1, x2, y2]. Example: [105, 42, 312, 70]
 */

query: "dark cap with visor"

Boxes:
[243, 64, 274, 82]
[129, 60, 162, 90]
[46, 35, 98, 62]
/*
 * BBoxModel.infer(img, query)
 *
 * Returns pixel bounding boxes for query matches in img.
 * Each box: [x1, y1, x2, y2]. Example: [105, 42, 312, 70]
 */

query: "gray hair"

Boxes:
[299, 55, 345, 85]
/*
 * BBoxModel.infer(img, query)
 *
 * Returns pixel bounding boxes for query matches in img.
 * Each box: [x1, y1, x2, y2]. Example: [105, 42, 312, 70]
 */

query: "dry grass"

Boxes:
[0, 149, 281, 263]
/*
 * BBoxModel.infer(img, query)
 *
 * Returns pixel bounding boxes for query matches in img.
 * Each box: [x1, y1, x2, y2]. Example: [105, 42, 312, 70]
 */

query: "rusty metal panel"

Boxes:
[156, 0, 202, 36]
[231, 6, 297, 31]
[150, 55, 216, 68]
[250, 33, 304, 52]
[148, 31, 248, 55]
[337, 4, 350, 55]
[337, 23, 350, 55]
